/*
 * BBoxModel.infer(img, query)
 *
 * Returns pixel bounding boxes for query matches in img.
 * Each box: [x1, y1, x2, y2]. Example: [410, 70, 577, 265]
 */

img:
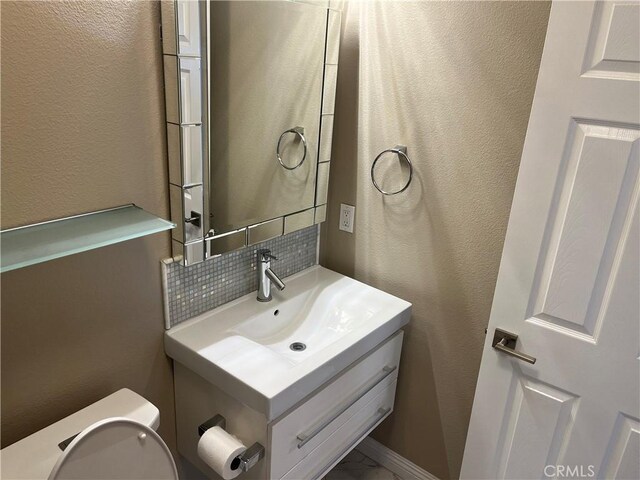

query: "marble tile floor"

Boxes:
[324, 449, 403, 480]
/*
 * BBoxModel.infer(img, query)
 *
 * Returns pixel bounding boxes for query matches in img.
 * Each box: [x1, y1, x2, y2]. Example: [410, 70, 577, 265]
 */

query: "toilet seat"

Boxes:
[48, 417, 178, 480]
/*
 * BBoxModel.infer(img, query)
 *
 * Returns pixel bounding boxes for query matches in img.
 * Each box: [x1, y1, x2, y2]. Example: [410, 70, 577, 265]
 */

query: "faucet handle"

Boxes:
[258, 249, 278, 261]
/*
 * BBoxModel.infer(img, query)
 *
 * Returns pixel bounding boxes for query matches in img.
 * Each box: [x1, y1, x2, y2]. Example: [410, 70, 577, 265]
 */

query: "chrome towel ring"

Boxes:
[277, 127, 307, 170]
[371, 145, 413, 195]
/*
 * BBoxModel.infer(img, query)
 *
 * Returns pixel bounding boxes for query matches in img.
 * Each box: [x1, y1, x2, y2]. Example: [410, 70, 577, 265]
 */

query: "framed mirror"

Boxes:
[161, 0, 340, 265]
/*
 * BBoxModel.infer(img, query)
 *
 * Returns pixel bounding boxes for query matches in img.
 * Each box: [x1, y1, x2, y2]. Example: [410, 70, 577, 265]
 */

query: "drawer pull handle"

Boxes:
[310, 407, 392, 480]
[296, 365, 397, 449]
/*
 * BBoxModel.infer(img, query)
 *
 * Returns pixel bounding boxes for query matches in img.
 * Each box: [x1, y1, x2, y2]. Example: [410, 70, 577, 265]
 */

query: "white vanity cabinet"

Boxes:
[167, 265, 412, 478]
[174, 331, 404, 479]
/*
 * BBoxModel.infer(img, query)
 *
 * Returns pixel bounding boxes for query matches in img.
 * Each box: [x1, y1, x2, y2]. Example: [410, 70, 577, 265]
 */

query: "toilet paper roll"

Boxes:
[197, 426, 247, 480]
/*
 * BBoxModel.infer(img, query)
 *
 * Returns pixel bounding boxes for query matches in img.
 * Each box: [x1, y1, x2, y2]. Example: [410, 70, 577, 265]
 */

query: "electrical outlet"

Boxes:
[339, 204, 355, 233]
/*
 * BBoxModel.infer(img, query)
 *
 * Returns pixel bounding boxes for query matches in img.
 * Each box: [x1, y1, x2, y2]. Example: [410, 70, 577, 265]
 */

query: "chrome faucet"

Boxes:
[256, 249, 285, 302]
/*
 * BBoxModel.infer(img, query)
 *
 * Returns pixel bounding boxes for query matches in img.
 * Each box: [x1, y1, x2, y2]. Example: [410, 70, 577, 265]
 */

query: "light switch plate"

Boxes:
[339, 204, 355, 233]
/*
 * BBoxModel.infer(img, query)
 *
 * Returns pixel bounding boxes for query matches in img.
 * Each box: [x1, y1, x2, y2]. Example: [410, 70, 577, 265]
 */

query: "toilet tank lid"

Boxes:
[0, 389, 161, 480]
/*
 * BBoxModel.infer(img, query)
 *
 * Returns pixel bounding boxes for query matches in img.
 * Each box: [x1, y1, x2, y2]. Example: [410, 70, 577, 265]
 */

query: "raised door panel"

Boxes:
[495, 376, 578, 480]
[179, 58, 202, 124]
[528, 122, 639, 341]
[600, 414, 640, 480]
[583, 1, 640, 80]
[177, 0, 201, 56]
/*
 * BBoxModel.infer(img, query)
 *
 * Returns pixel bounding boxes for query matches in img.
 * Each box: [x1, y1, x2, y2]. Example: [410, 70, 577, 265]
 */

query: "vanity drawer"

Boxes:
[269, 331, 403, 479]
[281, 379, 397, 480]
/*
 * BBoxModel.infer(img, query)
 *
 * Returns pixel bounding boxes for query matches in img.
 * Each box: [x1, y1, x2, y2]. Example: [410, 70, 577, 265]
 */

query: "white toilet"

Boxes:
[1, 389, 178, 480]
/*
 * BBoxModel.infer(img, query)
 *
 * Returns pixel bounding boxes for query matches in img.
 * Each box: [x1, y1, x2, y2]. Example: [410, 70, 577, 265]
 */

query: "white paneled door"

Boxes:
[461, 1, 639, 479]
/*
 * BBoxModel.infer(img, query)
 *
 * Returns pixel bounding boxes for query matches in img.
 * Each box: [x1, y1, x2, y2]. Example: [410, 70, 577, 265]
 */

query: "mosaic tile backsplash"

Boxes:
[162, 226, 318, 328]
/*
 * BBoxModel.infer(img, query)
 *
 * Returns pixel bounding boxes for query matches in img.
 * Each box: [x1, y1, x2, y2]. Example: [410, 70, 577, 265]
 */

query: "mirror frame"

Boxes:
[161, 0, 340, 265]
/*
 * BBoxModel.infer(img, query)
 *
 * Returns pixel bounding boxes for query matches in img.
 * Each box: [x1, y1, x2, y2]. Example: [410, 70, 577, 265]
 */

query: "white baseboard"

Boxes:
[356, 436, 440, 480]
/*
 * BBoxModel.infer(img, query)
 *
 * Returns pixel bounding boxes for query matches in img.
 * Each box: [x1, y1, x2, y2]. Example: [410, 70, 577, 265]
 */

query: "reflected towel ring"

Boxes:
[371, 145, 413, 195]
[277, 127, 307, 170]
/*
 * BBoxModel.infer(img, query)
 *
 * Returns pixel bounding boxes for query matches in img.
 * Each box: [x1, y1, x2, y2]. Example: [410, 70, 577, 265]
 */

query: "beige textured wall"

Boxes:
[1, 0, 175, 452]
[320, 2, 551, 478]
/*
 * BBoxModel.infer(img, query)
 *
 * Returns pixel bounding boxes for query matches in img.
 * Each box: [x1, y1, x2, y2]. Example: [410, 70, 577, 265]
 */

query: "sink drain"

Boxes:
[289, 342, 306, 352]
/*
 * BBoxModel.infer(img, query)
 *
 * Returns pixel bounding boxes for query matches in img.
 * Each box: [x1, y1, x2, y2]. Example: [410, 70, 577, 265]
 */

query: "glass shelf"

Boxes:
[1, 204, 176, 273]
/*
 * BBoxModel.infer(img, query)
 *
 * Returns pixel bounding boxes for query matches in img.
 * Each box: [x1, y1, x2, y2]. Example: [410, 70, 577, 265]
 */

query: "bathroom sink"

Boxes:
[164, 266, 411, 420]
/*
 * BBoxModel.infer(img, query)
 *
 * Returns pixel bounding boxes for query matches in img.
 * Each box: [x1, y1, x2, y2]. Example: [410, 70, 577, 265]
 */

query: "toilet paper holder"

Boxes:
[198, 414, 265, 473]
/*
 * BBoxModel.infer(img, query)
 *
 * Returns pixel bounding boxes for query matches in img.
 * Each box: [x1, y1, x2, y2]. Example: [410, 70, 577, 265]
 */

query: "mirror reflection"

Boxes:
[209, 1, 328, 234]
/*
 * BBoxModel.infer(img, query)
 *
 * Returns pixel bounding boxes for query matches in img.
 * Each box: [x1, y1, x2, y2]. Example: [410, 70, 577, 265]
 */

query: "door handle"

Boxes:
[492, 329, 537, 364]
